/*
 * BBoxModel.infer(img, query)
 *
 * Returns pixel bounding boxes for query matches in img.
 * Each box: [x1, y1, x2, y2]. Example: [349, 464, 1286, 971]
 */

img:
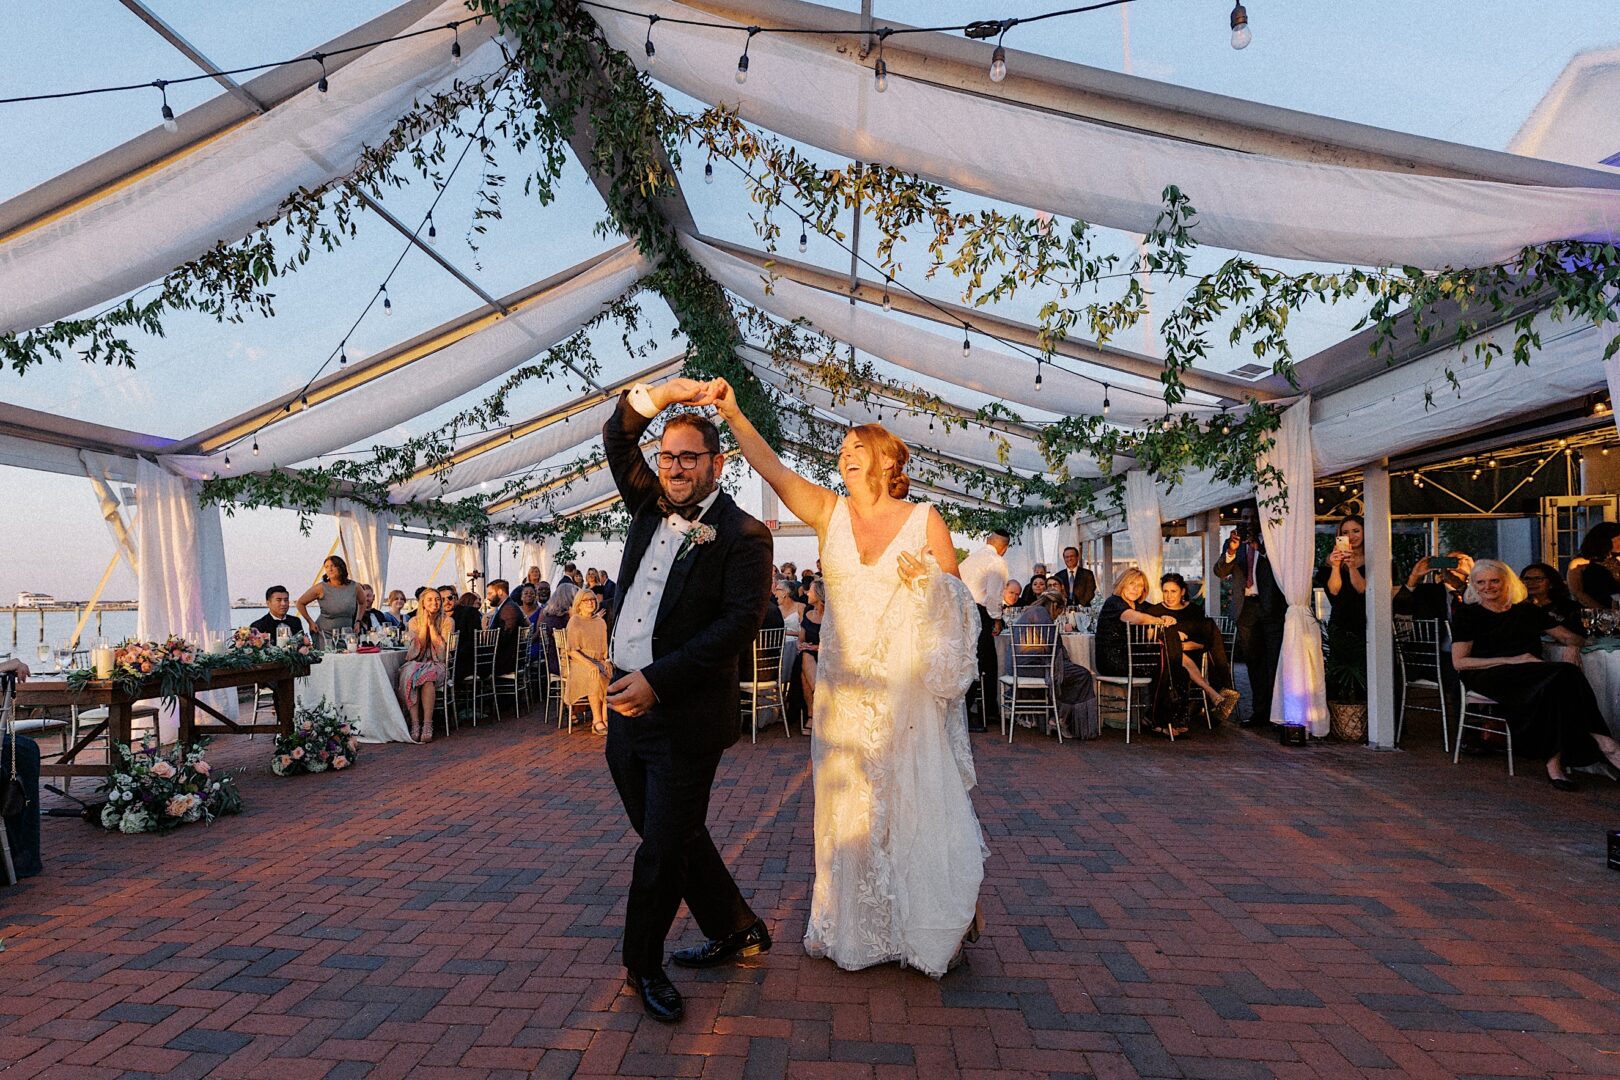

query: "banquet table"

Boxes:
[296, 650, 412, 744]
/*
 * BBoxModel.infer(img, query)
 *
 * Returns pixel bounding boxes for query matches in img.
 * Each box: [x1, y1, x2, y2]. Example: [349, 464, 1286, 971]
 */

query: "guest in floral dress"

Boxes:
[398, 588, 453, 742]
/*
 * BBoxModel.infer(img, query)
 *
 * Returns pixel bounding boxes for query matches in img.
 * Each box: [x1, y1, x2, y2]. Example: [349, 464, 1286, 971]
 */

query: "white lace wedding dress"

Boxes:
[803, 498, 988, 976]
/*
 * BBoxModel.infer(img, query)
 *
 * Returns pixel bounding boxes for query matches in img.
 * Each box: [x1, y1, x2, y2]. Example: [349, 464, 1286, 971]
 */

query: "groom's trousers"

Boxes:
[606, 701, 757, 975]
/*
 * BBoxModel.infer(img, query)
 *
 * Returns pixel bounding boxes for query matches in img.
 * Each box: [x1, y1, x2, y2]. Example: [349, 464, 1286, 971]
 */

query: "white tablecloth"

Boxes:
[296, 650, 412, 744]
[996, 632, 1095, 680]
[1580, 648, 1620, 740]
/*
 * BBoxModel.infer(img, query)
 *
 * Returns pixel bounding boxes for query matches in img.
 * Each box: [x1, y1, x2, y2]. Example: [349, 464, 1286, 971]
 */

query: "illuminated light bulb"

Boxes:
[881, 280, 893, 312]
[989, 45, 1007, 83]
[301, 394, 309, 409]
[223, 455, 232, 469]
[1035, 366, 1043, 389]
[873, 57, 888, 92]
[1488, 457, 1498, 468]
[735, 51, 750, 84]
[252, 440, 260, 456]
[1103, 385, 1111, 418]
[1338, 483, 1347, 492]
[1230, 3, 1252, 49]
[799, 223, 808, 253]
[961, 327, 971, 357]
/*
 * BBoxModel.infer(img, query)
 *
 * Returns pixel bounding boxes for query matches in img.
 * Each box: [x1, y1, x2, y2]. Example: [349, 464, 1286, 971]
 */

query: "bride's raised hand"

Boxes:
[706, 377, 742, 422]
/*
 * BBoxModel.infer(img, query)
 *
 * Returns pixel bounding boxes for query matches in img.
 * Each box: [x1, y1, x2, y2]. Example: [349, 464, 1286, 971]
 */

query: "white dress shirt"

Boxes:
[611, 381, 721, 672]
[959, 544, 1010, 619]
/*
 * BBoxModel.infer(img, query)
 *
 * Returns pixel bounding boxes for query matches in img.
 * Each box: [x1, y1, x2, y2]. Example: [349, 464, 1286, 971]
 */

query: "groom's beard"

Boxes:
[660, 468, 717, 510]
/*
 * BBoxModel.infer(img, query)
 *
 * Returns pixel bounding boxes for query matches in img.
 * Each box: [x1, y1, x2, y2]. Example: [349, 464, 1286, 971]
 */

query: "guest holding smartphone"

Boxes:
[1315, 516, 1368, 666]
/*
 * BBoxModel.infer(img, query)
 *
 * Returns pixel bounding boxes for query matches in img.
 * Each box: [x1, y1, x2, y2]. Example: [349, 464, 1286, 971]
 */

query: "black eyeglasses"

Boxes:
[655, 450, 716, 470]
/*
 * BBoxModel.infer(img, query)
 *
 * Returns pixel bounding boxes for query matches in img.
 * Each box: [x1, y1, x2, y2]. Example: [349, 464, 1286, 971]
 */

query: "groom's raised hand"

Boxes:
[648, 377, 714, 412]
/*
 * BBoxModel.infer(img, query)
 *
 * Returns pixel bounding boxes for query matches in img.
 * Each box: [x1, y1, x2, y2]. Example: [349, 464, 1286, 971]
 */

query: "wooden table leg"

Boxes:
[178, 694, 196, 747]
[113, 702, 131, 775]
[274, 676, 294, 738]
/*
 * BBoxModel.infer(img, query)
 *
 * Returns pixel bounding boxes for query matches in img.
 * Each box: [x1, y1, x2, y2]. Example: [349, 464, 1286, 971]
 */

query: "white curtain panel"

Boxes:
[1123, 469, 1165, 603]
[134, 457, 238, 740]
[0, 2, 501, 334]
[337, 500, 393, 597]
[1256, 400, 1328, 735]
[162, 245, 649, 478]
[686, 236, 1207, 422]
[602, 2, 1620, 270]
[454, 531, 485, 595]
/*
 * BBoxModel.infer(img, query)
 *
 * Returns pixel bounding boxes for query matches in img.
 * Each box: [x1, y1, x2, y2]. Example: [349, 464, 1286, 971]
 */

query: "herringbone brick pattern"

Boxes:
[3, 710, 1620, 1079]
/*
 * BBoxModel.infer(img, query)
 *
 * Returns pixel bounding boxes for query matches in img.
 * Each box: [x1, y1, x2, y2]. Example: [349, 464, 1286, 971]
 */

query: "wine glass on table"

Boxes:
[36, 641, 51, 671]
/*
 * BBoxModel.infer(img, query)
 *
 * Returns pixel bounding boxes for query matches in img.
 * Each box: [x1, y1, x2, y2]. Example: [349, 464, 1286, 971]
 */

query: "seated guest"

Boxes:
[437, 584, 458, 610]
[380, 590, 408, 630]
[1097, 568, 1193, 738]
[1019, 567, 1050, 607]
[774, 578, 806, 638]
[250, 586, 304, 639]
[1451, 559, 1620, 790]
[786, 579, 825, 731]
[540, 581, 579, 677]
[996, 579, 1023, 632]
[517, 583, 543, 666]
[484, 578, 523, 677]
[1395, 551, 1473, 625]
[1521, 562, 1584, 635]
[0, 657, 32, 680]
[1013, 588, 1099, 739]
[1567, 522, 1620, 609]
[353, 584, 388, 633]
[534, 580, 552, 609]
[1148, 572, 1240, 723]
[1053, 546, 1097, 607]
[565, 588, 613, 735]
[397, 588, 453, 742]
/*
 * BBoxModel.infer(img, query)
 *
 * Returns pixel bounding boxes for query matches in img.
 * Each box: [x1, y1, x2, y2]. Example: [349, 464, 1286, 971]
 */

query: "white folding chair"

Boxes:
[1454, 690, 1513, 776]
[1093, 623, 1163, 744]
[471, 628, 498, 724]
[435, 633, 461, 739]
[1214, 615, 1237, 658]
[496, 627, 530, 719]
[740, 627, 788, 742]
[549, 628, 573, 732]
[1394, 616, 1452, 752]
[1000, 622, 1061, 743]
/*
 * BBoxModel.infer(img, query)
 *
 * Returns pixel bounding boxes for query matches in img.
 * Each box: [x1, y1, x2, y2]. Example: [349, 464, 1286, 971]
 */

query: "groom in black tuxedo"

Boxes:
[602, 378, 775, 1023]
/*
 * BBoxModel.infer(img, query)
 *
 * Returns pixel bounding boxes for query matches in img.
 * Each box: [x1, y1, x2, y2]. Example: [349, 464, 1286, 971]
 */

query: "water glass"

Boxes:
[276, 625, 291, 647]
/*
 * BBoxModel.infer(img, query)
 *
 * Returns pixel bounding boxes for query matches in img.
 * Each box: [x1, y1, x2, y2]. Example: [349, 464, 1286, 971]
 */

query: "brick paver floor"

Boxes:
[3, 705, 1620, 1079]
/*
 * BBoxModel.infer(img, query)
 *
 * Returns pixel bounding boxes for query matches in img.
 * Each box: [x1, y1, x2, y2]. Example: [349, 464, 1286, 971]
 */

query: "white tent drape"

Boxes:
[686, 236, 1208, 422]
[603, 1, 1620, 270]
[337, 500, 393, 597]
[134, 457, 237, 740]
[161, 244, 648, 478]
[454, 531, 485, 595]
[1123, 470, 1165, 603]
[389, 399, 615, 503]
[0, 1, 501, 334]
[494, 466, 620, 524]
[1256, 400, 1328, 735]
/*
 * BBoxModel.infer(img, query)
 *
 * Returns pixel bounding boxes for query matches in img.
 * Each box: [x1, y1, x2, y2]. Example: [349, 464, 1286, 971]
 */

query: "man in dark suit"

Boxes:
[249, 586, 304, 639]
[484, 578, 523, 676]
[602, 377, 774, 1024]
[1052, 546, 1097, 607]
[1213, 526, 1287, 727]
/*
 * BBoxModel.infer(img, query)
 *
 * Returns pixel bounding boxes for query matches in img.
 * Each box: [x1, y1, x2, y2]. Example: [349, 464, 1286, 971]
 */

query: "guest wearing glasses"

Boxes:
[296, 556, 357, 646]
[1520, 562, 1584, 634]
[1451, 560, 1620, 791]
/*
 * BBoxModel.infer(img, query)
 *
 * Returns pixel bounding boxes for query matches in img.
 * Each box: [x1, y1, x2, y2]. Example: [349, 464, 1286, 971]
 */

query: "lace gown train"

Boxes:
[803, 498, 988, 976]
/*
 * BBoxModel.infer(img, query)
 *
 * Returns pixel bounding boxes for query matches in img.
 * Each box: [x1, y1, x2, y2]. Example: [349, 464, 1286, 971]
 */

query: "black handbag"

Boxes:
[2, 675, 27, 819]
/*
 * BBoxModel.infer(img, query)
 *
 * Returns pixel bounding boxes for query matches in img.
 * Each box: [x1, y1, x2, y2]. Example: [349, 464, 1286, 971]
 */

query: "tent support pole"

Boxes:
[1364, 459, 1397, 749]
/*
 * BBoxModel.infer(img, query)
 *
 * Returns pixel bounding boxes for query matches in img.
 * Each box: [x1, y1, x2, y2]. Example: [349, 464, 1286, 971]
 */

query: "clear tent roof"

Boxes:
[2, 0, 1617, 556]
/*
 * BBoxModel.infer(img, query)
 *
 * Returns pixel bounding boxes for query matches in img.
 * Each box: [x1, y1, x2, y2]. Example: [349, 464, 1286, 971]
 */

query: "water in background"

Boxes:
[1, 607, 263, 658]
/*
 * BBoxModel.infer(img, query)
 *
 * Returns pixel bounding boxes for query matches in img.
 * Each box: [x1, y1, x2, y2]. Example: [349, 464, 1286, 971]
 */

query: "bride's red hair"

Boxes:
[848, 423, 911, 499]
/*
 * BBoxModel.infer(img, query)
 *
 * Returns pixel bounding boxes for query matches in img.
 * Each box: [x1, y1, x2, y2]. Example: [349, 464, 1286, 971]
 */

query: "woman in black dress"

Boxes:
[1520, 562, 1584, 635]
[786, 578, 824, 730]
[1451, 559, 1620, 790]
[1567, 522, 1620, 610]
[1148, 573, 1241, 723]
[1097, 568, 1190, 737]
[1315, 515, 1367, 662]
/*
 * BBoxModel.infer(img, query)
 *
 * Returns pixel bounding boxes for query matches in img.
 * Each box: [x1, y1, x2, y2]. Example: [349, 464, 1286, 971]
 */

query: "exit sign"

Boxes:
[765, 519, 780, 530]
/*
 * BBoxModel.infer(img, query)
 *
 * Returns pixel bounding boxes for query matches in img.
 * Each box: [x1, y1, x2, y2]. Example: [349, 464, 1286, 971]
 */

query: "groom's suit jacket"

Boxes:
[604, 394, 774, 755]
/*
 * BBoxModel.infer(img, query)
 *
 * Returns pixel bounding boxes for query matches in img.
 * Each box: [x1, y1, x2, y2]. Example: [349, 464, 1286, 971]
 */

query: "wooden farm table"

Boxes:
[14, 661, 307, 782]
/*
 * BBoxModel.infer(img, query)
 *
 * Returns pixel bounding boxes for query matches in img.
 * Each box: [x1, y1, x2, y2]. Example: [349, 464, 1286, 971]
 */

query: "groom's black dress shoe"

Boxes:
[670, 920, 772, 968]
[625, 968, 684, 1023]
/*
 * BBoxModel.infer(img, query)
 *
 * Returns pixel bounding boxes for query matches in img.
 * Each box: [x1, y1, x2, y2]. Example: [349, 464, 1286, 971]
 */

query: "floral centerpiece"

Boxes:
[66, 631, 318, 703]
[99, 738, 242, 834]
[271, 698, 361, 776]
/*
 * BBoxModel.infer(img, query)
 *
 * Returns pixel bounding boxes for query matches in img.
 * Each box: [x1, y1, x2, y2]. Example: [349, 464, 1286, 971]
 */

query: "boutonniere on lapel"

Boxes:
[669, 517, 717, 561]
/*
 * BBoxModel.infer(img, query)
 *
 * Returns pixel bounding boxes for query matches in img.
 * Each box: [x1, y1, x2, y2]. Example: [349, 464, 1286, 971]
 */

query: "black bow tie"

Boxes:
[658, 497, 703, 522]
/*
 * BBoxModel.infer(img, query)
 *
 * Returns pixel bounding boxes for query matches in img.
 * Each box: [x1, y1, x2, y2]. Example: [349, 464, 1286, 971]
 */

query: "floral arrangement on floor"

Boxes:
[99, 738, 242, 834]
[66, 632, 318, 703]
[271, 698, 361, 776]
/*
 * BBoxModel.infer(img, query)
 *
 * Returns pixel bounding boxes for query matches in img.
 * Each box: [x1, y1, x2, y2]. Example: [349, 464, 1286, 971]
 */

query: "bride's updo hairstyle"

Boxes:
[849, 423, 911, 499]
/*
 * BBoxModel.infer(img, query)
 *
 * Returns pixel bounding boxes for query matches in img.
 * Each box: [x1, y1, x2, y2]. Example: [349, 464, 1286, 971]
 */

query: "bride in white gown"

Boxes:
[702, 378, 988, 976]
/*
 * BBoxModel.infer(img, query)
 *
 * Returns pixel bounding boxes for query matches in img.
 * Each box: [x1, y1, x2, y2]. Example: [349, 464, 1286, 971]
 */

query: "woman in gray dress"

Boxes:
[296, 555, 359, 647]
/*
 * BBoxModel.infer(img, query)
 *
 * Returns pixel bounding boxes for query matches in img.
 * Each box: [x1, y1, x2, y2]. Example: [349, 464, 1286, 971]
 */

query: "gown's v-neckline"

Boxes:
[844, 498, 918, 568]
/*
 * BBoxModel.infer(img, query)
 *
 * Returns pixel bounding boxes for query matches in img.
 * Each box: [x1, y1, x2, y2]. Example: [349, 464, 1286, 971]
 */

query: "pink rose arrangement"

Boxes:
[100, 738, 241, 835]
[271, 699, 362, 777]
